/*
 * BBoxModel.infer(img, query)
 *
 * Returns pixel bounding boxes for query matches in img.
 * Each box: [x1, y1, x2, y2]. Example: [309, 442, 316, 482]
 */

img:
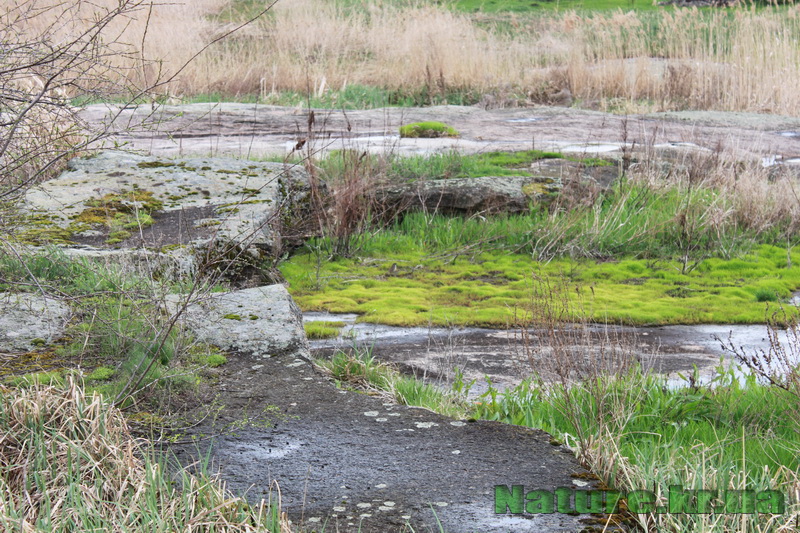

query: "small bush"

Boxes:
[399, 121, 459, 138]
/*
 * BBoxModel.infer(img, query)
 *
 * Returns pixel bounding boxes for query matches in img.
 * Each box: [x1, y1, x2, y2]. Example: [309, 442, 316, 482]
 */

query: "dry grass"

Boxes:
[0, 378, 289, 532]
[11, 1, 800, 113]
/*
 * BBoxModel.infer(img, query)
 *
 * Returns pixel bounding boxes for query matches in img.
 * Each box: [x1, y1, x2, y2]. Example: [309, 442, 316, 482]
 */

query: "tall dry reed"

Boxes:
[7, 0, 800, 113]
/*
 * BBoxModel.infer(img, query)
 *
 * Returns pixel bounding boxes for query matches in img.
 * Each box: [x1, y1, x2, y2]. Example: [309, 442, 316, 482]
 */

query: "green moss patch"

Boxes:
[75, 189, 162, 244]
[281, 245, 800, 327]
[399, 121, 459, 138]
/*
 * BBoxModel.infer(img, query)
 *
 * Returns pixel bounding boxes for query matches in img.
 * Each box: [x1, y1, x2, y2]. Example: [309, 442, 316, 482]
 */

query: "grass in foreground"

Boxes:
[0, 379, 287, 532]
[315, 348, 468, 419]
[0, 247, 225, 406]
[476, 365, 800, 531]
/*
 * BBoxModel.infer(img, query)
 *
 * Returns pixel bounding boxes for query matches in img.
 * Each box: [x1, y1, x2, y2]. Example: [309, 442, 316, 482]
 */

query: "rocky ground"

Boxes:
[81, 102, 800, 164]
[5, 102, 799, 532]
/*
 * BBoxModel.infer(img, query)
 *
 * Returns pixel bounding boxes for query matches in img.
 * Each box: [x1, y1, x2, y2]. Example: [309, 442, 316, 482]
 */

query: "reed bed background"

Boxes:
[8, 0, 800, 114]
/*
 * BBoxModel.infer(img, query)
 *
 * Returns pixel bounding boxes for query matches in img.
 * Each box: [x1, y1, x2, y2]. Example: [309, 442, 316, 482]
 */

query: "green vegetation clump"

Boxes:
[204, 353, 228, 367]
[399, 121, 459, 138]
[304, 320, 347, 339]
[283, 242, 800, 327]
[87, 366, 115, 381]
[316, 348, 467, 418]
[74, 189, 163, 244]
[5, 370, 64, 388]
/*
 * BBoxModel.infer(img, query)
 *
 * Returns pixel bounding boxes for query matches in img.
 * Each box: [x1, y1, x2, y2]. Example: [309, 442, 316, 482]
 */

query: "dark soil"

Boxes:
[168, 351, 610, 533]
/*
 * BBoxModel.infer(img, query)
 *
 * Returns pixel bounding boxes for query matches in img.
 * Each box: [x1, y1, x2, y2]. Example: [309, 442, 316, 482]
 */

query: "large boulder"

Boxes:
[20, 151, 313, 258]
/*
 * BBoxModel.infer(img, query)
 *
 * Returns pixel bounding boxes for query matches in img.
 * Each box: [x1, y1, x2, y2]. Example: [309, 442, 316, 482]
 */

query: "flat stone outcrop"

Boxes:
[21, 150, 312, 258]
[170, 284, 309, 360]
[0, 293, 71, 352]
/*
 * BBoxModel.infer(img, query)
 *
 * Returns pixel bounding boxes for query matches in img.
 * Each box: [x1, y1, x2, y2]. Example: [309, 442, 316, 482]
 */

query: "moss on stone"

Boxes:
[399, 121, 459, 138]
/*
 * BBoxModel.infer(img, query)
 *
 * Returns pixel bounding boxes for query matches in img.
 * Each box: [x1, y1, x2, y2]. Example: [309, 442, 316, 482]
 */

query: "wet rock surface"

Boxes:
[171, 351, 599, 533]
[82, 103, 800, 165]
[307, 313, 780, 396]
[0, 293, 71, 352]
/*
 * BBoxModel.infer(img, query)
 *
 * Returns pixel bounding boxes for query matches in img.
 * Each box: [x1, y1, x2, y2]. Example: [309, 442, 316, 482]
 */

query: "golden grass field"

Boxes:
[8, 0, 800, 114]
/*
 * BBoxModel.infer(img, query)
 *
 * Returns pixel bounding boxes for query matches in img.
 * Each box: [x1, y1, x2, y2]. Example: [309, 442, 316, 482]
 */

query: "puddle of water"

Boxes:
[559, 143, 623, 153]
[776, 131, 800, 137]
[307, 312, 800, 393]
[216, 439, 302, 460]
[505, 117, 545, 123]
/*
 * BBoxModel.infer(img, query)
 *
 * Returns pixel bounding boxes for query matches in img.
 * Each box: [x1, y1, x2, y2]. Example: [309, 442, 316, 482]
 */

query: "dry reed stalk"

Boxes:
[10, 1, 800, 114]
[0, 378, 284, 531]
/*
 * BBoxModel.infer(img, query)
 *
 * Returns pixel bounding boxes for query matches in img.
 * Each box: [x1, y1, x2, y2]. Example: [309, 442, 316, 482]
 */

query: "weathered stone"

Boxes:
[21, 150, 312, 257]
[170, 284, 309, 360]
[0, 293, 71, 352]
[381, 175, 562, 215]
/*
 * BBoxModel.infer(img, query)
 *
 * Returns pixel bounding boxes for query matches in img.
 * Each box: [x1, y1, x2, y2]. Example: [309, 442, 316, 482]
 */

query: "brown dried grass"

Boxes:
[0, 378, 288, 532]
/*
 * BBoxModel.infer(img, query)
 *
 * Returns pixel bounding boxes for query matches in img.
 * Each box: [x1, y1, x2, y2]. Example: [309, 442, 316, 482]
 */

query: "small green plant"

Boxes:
[87, 366, 115, 381]
[204, 353, 228, 367]
[754, 287, 779, 302]
[304, 320, 346, 339]
[399, 121, 459, 138]
[316, 347, 468, 417]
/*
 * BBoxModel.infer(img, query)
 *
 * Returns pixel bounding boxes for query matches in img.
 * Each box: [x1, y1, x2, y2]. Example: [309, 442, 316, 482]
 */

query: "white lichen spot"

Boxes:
[364, 411, 379, 417]
[401, 515, 411, 520]
[307, 517, 320, 523]
[359, 513, 372, 518]
[388, 413, 401, 417]
[450, 421, 466, 427]
[572, 480, 589, 487]
[415, 422, 439, 429]
[451, 450, 461, 455]
[250, 364, 264, 370]
[379, 506, 393, 512]
[434, 502, 448, 507]
[375, 484, 387, 489]
[383, 501, 396, 507]
[333, 506, 346, 513]
[375, 417, 388, 422]
[356, 503, 372, 509]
